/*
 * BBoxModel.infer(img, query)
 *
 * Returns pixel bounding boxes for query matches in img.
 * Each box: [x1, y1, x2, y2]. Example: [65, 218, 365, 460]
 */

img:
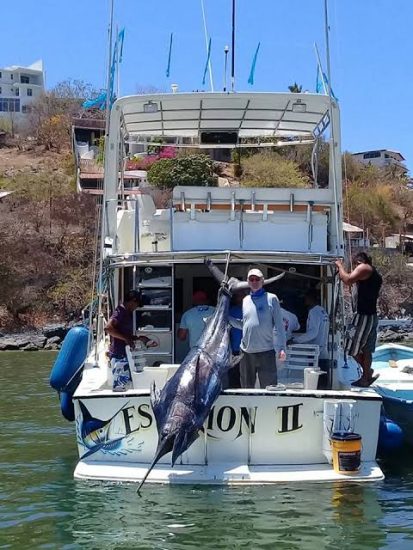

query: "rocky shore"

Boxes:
[0, 323, 73, 351]
[0, 319, 412, 352]
[377, 321, 413, 344]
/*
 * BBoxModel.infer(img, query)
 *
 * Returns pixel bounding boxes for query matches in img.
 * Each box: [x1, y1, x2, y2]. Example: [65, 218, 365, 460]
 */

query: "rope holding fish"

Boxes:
[223, 250, 231, 284]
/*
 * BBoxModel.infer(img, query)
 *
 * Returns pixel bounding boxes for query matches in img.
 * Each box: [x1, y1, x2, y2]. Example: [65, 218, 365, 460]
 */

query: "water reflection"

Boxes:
[61, 481, 391, 550]
[1, 352, 413, 549]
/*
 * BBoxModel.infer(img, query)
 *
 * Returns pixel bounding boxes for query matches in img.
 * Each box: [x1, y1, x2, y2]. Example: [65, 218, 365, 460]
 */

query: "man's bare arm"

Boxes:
[335, 260, 372, 285]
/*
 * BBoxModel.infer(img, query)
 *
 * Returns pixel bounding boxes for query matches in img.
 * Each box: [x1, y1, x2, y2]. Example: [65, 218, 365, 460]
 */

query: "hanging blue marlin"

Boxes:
[137, 260, 284, 492]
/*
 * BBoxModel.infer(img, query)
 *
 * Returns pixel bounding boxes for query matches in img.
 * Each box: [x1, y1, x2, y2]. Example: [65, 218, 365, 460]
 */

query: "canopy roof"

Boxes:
[343, 222, 364, 233]
[114, 92, 332, 144]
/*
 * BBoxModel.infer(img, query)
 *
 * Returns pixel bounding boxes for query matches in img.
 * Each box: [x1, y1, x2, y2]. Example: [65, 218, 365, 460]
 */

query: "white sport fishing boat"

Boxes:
[50, 90, 384, 485]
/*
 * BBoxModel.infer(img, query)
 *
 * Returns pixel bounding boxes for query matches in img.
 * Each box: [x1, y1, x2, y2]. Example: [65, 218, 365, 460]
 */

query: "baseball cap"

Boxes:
[247, 268, 264, 279]
[192, 290, 208, 305]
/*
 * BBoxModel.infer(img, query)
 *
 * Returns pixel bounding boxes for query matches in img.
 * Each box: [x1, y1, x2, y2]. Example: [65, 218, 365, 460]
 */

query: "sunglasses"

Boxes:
[248, 276, 262, 282]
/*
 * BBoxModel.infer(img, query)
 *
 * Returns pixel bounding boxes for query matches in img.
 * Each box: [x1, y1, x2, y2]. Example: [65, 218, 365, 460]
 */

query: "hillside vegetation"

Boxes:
[0, 81, 412, 328]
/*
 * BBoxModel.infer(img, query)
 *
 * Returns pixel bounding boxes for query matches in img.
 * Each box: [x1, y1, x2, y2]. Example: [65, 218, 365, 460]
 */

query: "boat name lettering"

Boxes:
[277, 403, 303, 433]
[206, 405, 257, 438]
[122, 403, 153, 434]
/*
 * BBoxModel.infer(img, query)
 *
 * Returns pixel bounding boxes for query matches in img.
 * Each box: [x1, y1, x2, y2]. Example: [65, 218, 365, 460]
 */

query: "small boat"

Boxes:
[372, 343, 413, 445]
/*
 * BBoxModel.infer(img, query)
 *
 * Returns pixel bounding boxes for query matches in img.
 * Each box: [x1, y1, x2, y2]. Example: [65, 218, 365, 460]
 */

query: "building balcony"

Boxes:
[383, 158, 407, 171]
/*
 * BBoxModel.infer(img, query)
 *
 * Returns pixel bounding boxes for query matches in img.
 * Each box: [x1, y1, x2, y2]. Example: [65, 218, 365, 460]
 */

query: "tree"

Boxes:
[370, 250, 413, 317]
[0, 166, 96, 327]
[288, 82, 303, 93]
[26, 79, 99, 150]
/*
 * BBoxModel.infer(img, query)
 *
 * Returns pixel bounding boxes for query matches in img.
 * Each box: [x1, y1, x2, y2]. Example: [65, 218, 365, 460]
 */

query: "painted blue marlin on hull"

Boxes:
[137, 260, 284, 491]
[78, 401, 131, 459]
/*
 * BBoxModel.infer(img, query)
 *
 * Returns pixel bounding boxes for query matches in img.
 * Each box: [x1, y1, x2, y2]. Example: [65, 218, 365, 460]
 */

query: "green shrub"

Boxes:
[147, 154, 217, 189]
[240, 151, 309, 188]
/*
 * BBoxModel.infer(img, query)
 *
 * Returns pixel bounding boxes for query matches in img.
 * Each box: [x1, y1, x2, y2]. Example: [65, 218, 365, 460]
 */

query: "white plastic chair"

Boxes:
[283, 344, 320, 384]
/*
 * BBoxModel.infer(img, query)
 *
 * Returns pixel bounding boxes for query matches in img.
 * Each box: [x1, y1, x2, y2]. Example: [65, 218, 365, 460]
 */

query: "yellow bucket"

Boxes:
[330, 432, 362, 474]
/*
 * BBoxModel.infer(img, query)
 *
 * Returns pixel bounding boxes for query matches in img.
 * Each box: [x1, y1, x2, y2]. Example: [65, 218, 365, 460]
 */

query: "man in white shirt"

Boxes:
[281, 307, 300, 340]
[291, 289, 330, 388]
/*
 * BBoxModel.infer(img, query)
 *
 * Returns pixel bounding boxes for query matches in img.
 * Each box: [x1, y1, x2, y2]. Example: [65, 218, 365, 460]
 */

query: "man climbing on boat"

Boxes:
[335, 252, 383, 387]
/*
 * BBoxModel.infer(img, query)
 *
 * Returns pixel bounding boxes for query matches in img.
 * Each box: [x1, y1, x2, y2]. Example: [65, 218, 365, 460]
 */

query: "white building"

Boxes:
[0, 60, 45, 123]
[352, 149, 407, 173]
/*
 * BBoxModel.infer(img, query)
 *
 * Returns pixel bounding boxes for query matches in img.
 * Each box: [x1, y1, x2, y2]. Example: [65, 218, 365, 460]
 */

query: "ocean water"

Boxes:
[1, 352, 413, 549]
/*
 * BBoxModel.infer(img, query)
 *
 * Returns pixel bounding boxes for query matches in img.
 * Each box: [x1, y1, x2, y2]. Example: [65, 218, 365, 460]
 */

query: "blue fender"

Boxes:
[50, 325, 90, 393]
[378, 414, 404, 454]
[60, 391, 75, 422]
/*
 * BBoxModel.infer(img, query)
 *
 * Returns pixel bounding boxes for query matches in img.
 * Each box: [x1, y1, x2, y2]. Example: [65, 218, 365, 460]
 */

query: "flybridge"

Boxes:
[112, 92, 333, 146]
[103, 91, 342, 254]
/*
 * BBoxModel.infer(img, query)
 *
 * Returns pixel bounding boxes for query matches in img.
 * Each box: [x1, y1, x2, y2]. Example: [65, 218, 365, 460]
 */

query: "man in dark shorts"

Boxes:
[105, 290, 157, 390]
[335, 252, 382, 387]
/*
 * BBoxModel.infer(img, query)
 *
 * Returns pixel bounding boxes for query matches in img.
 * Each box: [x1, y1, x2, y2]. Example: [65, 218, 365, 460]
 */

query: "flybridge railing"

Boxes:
[106, 250, 341, 267]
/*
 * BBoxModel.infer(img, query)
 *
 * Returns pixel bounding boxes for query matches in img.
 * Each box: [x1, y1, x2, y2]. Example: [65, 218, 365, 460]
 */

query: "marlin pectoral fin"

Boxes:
[151, 381, 167, 430]
[151, 381, 161, 408]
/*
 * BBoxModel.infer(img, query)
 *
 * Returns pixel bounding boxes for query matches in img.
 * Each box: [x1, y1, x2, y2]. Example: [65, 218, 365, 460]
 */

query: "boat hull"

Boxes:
[372, 343, 413, 445]
[74, 460, 383, 484]
[73, 389, 383, 484]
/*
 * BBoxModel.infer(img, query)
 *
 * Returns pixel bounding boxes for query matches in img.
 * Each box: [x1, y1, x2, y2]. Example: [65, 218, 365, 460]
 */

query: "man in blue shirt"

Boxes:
[240, 268, 286, 388]
[178, 290, 215, 349]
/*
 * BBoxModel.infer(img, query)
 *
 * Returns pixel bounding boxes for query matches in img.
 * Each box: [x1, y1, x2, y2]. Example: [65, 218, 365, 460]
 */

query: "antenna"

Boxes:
[231, 0, 236, 91]
[223, 45, 229, 91]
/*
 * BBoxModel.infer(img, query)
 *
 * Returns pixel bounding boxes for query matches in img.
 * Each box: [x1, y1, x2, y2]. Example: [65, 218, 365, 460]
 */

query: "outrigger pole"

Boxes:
[95, 0, 115, 362]
[200, 0, 214, 91]
[323, 0, 341, 257]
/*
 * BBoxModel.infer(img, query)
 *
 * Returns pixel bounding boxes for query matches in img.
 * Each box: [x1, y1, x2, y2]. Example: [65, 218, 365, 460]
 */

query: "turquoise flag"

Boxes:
[248, 42, 261, 85]
[316, 65, 324, 93]
[166, 33, 173, 78]
[202, 37, 212, 86]
[82, 92, 107, 110]
[316, 66, 338, 101]
[118, 28, 125, 63]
